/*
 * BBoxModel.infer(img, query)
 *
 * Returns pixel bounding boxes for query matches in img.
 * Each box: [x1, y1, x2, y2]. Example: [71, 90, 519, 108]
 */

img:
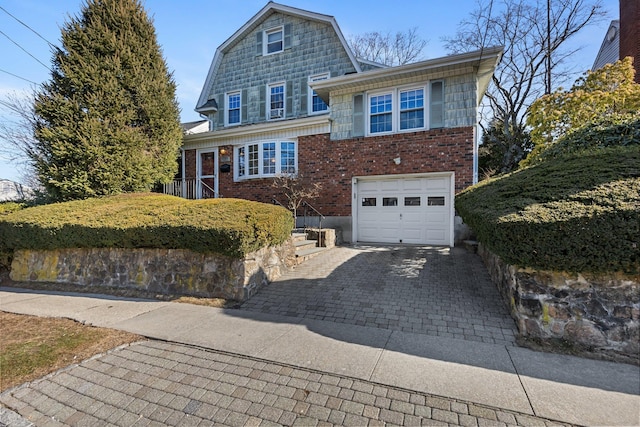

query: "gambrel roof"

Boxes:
[195, 1, 361, 112]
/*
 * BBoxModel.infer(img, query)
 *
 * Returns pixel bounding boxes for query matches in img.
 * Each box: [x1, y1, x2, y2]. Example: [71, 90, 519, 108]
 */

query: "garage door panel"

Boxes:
[380, 180, 401, 191]
[426, 229, 447, 244]
[425, 211, 448, 225]
[426, 178, 448, 190]
[356, 174, 453, 246]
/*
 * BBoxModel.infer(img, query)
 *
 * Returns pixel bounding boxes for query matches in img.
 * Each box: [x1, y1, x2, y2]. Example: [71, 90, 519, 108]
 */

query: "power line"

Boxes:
[0, 29, 50, 70]
[0, 68, 37, 85]
[0, 5, 56, 48]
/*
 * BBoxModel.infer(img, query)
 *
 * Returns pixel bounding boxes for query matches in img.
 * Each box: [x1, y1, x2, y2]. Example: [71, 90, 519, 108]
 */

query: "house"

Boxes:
[593, 0, 639, 82]
[0, 179, 32, 201]
[170, 2, 502, 247]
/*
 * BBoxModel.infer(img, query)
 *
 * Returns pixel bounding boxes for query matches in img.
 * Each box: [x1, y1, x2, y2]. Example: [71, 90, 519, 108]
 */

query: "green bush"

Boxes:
[0, 194, 294, 258]
[456, 146, 639, 274]
[527, 116, 640, 166]
[0, 202, 26, 216]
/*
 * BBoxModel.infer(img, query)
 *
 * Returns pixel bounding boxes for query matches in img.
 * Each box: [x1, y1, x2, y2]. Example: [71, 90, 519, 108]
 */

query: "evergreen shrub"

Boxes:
[456, 146, 639, 274]
[0, 194, 294, 258]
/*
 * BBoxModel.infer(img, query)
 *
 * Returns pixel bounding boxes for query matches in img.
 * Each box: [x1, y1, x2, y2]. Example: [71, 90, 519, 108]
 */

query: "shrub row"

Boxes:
[0, 193, 294, 258]
[456, 146, 639, 274]
[533, 116, 640, 164]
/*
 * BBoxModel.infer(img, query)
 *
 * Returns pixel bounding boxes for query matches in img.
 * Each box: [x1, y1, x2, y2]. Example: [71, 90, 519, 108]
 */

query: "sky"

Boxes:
[0, 0, 619, 184]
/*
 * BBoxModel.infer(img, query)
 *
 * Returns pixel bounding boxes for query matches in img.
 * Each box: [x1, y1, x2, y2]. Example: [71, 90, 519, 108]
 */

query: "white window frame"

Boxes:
[264, 26, 284, 55]
[225, 91, 241, 126]
[267, 82, 286, 121]
[366, 84, 432, 136]
[308, 73, 330, 114]
[235, 140, 298, 181]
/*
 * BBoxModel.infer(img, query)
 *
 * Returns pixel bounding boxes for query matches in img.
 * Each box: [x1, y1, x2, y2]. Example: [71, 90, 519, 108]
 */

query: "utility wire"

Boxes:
[0, 5, 56, 48]
[0, 68, 37, 85]
[0, 29, 50, 70]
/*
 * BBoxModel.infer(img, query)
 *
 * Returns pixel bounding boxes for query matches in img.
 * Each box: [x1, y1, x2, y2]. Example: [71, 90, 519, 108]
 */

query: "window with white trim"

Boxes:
[268, 82, 285, 120]
[366, 81, 443, 135]
[265, 27, 283, 55]
[226, 91, 241, 126]
[236, 141, 297, 179]
[309, 73, 329, 114]
[369, 93, 393, 134]
[399, 88, 424, 130]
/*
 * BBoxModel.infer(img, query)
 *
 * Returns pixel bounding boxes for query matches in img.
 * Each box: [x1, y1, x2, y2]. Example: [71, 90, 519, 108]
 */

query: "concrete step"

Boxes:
[291, 232, 308, 243]
[294, 246, 328, 264]
[294, 239, 318, 252]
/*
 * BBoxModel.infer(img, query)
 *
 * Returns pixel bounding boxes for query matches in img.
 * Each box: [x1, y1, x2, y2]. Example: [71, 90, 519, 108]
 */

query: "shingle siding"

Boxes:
[329, 74, 477, 140]
[207, 13, 357, 130]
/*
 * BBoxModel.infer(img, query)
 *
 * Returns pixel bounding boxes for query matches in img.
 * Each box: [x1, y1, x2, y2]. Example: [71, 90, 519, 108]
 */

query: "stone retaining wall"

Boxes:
[479, 244, 640, 358]
[9, 240, 295, 302]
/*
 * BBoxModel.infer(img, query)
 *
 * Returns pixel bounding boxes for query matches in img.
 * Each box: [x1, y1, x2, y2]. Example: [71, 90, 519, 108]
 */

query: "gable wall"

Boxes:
[330, 73, 478, 140]
[207, 13, 357, 129]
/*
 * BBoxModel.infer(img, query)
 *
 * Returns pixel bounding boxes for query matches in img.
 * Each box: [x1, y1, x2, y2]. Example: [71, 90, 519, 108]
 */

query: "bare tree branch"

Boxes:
[347, 27, 428, 66]
[443, 0, 607, 172]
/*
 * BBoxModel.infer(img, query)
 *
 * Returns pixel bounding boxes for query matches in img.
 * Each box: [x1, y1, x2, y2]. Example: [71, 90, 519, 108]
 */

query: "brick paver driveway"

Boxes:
[242, 245, 518, 346]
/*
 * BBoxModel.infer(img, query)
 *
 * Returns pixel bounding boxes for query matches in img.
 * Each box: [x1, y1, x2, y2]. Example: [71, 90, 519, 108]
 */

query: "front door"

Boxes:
[197, 149, 217, 199]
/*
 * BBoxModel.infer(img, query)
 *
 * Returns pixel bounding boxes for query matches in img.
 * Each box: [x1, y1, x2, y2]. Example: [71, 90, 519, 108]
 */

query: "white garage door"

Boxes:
[355, 174, 454, 246]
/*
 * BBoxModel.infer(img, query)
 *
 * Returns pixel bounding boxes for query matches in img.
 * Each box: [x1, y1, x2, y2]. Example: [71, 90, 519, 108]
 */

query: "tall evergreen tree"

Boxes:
[32, 0, 182, 201]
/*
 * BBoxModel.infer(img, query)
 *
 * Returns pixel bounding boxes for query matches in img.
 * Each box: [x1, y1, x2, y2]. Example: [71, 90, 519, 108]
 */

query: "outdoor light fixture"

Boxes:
[219, 148, 228, 155]
[393, 157, 401, 165]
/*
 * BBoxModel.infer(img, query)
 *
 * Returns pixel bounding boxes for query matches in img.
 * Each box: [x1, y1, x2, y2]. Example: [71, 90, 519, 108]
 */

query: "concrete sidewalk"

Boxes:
[1, 287, 638, 426]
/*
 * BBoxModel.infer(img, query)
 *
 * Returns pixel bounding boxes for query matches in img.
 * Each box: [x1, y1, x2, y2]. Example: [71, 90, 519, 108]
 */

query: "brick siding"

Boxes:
[620, 0, 640, 83]
[186, 128, 474, 217]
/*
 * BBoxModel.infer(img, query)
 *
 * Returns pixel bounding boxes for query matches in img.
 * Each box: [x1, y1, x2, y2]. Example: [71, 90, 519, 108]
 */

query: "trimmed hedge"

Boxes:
[532, 116, 640, 164]
[456, 146, 639, 274]
[0, 193, 294, 258]
[0, 202, 26, 216]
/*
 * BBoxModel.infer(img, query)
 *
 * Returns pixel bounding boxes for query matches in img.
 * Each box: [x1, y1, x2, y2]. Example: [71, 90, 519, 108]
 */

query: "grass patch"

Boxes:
[0, 312, 140, 391]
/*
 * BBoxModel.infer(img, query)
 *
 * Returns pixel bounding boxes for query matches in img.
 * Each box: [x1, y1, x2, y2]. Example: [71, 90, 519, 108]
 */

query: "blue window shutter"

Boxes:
[300, 78, 308, 115]
[286, 80, 293, 117]
[352, 94, 365, 137]
[284, 24, 292, 49]
[217, 94, 225, 127]
[430, 81, 445, 128]
[256, 31, 263, 56]
[241, 89, 247, 124]
[259, 86, 266, 120]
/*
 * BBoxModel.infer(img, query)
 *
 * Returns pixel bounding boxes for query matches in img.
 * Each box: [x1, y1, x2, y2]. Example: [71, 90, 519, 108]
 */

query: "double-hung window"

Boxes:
[268, 82, 285, 120]
[226, 91, 241, 126]
[265, 27, 283, 54]
[399, 88, 424, 130]
[367, 81, 443, 135]
[309, 73, 329, 114]
[236, 141, 297, 180]
[369, 93, 393, 134]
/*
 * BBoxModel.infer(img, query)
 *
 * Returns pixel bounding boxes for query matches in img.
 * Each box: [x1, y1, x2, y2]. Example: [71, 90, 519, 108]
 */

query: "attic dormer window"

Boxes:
[265, 27, 283, 54]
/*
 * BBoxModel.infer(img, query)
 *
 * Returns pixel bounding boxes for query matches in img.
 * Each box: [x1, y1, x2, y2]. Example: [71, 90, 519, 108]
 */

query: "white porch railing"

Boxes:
[162, 179, 218, 199]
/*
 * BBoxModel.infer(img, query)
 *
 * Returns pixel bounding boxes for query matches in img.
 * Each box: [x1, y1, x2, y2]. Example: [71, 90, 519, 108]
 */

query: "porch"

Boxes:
[161, 178, 218, 199]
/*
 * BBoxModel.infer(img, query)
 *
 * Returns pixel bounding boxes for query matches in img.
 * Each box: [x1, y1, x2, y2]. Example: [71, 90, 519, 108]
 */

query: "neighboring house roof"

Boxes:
[310, 46, 504, 107]
[181, 120, 209, 135]
[593, 20, 620, 70]
[0, 179, 32, 201]
[195, 1, 362, 112]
